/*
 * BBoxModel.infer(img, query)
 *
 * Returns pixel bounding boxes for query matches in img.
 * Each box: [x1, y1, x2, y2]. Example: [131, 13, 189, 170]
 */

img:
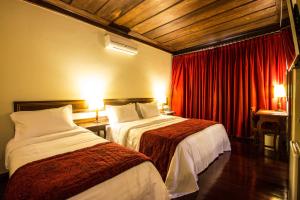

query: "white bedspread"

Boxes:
[5, 126, 169, 200]
[107, 115, 231, 198]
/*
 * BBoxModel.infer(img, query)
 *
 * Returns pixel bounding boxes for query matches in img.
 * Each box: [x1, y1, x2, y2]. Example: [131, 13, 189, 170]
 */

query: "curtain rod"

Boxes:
[175, 26, 290, 56]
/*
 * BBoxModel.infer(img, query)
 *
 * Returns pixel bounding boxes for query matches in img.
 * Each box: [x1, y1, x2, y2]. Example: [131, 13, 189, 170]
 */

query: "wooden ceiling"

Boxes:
[26, 0, 289, 54]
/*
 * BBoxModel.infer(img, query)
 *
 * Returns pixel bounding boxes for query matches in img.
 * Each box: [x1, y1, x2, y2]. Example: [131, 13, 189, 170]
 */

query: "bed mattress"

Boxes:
[5, 126, 169, 200]
[106, 115, 231, 198]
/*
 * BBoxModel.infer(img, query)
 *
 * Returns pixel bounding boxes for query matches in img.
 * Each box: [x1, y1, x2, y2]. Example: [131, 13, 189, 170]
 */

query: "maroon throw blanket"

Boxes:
[5, 142, 151, 200]
[140, 119, 217, 180]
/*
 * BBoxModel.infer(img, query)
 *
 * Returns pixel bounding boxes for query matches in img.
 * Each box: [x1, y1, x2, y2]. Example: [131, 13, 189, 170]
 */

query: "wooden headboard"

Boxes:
[104, 98, 155, 106]
[13, 100, 88, 112]
[13, 98, 155, 112]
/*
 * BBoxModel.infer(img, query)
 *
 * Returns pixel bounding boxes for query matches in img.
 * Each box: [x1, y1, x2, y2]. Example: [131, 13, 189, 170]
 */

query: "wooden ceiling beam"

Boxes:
[172, 7, 288, 51]
[24, 0, 172, 53]
[114, 0, 182, 28]
[96, 0, 144, 21]
[151, 0, 275, 43]
[175, 15, 281, 51]
[61, 0, 73, 3]
[143, 0, 255, 39]
[45, 0, 110, 25]
[163, 6, 278, 47]
[22, 0, 290, 54]
[131, 0, 217, 34]
[71, 0, 108, 14]
[173, 18, 290, 55]
[128, 31, 175, 51]
[170, 7, 289, 50]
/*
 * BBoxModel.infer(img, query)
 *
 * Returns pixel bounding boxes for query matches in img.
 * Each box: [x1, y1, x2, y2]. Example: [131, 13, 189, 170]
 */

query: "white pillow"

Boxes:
[10, 105, 76, 140]
[137, 102, 160, 118]
[106, 103, 139, 124]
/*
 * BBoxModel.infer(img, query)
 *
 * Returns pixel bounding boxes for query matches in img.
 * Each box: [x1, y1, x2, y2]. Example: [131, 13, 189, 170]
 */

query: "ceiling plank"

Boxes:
[175, 15, 281, 51]
[144, 0, 255, 39]
[128, 31, 175, 51]
[114, 0, 182, 28]
[166, 6, 278, 48]
[28, 0, 290, 53]
[71, 0, 108, 14]
[45, 0, 110, 25]
[33, 0, 172, 52]
[131, 0, 217, 34]
[175, 7, 288, 50]
[155, 0, 276, 44]
[96, 0, 144, 22]
[61, 0, 72, 4]
[173, 20, 289, 55]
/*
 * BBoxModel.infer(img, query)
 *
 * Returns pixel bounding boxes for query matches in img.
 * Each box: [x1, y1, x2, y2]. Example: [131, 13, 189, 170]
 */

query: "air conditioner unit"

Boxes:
[104, 33, 138, 55]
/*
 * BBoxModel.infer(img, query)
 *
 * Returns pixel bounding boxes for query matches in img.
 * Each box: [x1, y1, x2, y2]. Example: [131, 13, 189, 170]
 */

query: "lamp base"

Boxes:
[95, 109, 99, 123]
[277, 98, 282, 112]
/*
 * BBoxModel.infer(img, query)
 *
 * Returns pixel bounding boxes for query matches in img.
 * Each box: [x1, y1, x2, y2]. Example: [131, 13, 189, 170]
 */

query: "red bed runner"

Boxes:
[5, 142, 151, 200]
[140, 119, 217, 180]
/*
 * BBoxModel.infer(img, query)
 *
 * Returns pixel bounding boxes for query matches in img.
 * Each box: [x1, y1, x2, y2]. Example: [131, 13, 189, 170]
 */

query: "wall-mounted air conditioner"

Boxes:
[104, 33, 138, 55]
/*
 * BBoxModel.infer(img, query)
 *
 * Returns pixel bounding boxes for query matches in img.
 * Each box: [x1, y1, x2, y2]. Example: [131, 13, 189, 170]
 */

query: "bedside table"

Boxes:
[162, 111, 175, 115]
[77, 122, 108, 138]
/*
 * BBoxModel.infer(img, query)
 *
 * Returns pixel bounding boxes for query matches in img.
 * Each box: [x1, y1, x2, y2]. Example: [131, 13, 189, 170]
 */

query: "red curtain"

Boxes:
[171, 28, 295, 137]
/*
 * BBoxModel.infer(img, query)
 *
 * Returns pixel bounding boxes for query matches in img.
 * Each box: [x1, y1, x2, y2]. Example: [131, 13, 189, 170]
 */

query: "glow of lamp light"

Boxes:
[153, 84, 167, 110]
[87, 98, 104, 111]
[79, 77, 105, 122]
[274, 84, 286, 98]
[274, 84, 286, 111]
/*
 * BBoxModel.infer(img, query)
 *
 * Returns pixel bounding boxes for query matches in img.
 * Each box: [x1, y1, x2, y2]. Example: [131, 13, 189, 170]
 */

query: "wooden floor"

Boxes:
[0, 140, 289, 200]
[176, 140, 289, 200]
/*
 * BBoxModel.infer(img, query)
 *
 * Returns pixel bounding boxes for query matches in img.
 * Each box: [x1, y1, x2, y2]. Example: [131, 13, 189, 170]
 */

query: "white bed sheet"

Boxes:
[5, 126, 169, 200]
[106, 115, 231, 198]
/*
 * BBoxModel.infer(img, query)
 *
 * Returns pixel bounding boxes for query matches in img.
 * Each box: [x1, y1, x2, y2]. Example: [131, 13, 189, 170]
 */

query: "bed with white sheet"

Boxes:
[5, 102, 169, 200]
[107, 114, 231, 198]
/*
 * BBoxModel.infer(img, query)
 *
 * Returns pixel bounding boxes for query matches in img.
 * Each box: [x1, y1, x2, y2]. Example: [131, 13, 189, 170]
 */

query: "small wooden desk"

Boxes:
[256, 109, 288, 152]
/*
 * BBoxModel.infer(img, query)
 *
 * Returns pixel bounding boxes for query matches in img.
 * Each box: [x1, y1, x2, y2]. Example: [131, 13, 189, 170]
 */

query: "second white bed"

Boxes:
[107, 115, 231, 198]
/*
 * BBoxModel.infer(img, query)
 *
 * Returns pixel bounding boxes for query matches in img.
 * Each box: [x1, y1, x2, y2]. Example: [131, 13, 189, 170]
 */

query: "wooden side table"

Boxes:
[256, 109, 288, 152]
[77, 122, 108, 139]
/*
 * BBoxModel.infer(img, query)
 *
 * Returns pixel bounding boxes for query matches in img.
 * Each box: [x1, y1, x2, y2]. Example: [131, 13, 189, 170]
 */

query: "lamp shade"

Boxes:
[88, 98, 104, 111]
[274, 84, 286, 98]
[156, 95, 167, 104]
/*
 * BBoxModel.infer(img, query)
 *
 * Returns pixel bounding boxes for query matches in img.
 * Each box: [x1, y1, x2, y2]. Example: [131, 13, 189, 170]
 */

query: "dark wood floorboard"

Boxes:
[0, 141, 288, 200]
[175, 140, 289, 200]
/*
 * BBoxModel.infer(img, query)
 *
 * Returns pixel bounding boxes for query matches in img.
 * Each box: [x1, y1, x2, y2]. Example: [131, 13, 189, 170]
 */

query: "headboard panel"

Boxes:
[104, 98, 155, 106]
[13, 100, 88, 112]
[13, 98, 155, 112]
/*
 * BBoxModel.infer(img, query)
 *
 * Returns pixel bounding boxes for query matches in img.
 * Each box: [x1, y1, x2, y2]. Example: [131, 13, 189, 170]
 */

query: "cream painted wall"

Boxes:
[0, 0, 172, 174]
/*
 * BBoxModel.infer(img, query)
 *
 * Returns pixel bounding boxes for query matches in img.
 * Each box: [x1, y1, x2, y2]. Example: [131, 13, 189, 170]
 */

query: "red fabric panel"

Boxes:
[171, 28, 295, 137]
[140, 119, 217, 180]
[5, 142, 151, 200]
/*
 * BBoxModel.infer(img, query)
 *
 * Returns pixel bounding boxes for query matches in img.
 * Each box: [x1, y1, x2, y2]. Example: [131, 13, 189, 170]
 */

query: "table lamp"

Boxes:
[88, 98, 104, 123]
[156, 95, 167, 111]
[274, 84, 286, 111]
